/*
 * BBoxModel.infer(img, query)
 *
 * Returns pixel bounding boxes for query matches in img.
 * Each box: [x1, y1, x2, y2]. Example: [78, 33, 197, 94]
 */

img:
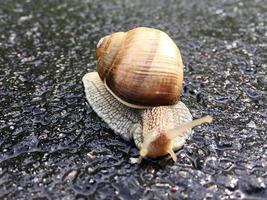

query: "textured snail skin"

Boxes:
[96, 27, 184, 108]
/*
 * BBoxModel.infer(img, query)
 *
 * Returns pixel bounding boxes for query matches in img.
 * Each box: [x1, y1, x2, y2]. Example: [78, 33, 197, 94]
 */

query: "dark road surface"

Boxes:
[0, 0, 266, 199]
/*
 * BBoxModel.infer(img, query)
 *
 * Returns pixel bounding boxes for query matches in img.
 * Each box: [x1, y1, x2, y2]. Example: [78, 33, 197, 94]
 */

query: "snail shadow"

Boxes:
[136, 148, 200, 171]
[137, 154, 177, 169]
[127, 146, 171, 170]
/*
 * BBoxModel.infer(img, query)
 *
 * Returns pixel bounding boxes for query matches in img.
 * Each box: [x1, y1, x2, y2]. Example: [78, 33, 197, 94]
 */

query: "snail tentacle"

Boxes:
[166, 115, 213, 140]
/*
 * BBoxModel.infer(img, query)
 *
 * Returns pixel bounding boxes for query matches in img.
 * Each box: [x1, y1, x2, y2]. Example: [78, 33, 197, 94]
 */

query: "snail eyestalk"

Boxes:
[166, 115, 213, 140]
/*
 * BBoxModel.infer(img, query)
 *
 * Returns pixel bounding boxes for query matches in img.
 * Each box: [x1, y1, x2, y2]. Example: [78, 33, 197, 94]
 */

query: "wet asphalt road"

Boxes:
[0, 0, 266, 199]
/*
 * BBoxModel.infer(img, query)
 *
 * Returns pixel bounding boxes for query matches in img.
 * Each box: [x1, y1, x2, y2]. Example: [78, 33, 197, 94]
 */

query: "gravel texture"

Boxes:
[0, 0, 266, 199]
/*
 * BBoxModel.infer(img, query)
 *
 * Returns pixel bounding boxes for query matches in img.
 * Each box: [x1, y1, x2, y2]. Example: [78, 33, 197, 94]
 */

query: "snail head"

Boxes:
[139, 115, 213, 162]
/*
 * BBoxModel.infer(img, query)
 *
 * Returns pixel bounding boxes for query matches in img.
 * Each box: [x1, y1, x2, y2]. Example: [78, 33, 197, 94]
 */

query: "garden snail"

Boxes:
[82, 27, 212, 162]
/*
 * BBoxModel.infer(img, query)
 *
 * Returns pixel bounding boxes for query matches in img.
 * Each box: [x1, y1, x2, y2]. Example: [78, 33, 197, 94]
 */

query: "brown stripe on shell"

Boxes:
[96, 35, 111, 80]
[127, 27, 160, 89]
[97, 32, 126, 81]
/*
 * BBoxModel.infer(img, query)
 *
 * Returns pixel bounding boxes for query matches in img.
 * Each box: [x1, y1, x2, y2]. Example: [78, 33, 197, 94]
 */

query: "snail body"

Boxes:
[82, 27, 212, 161]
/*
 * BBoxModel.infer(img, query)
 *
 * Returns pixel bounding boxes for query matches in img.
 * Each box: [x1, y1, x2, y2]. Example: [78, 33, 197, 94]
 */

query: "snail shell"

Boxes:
[96, 27, 184, 108]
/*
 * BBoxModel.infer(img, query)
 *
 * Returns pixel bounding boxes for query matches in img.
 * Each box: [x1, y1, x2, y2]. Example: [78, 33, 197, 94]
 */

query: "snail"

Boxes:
[82, 27, 212, 162]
